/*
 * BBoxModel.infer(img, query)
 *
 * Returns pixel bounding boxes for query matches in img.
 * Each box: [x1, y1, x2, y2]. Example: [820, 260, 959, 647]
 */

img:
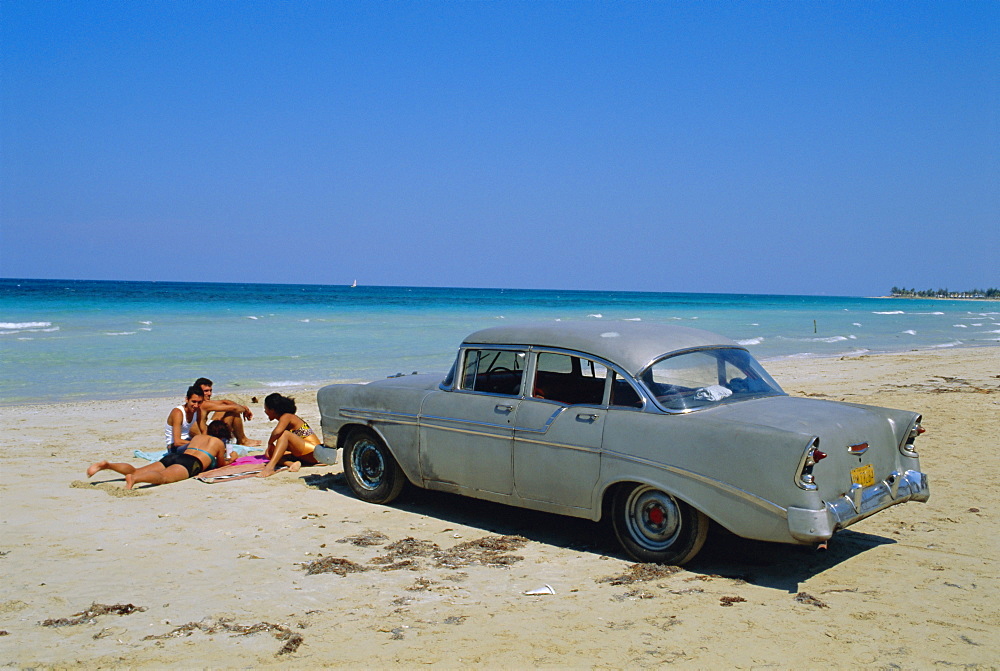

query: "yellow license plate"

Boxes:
[851, 464, 875, 487]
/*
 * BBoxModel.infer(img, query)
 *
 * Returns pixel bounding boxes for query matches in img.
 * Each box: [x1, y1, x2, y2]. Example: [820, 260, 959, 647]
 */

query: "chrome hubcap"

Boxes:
[352, 439, 385, 490]
[624, 486, 682, 551]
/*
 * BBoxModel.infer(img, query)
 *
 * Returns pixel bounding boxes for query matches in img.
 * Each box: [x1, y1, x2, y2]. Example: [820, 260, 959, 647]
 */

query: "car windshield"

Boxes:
[640, 347, 783, 411]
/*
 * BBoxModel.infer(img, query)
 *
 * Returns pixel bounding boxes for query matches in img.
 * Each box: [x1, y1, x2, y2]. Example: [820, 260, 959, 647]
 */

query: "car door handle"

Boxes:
[496, 404, 515, 413]
[577, 413, 600, 422]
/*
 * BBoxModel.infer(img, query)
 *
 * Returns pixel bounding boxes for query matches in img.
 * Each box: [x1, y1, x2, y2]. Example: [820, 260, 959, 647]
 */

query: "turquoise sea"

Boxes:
[2, 278, 998, 405]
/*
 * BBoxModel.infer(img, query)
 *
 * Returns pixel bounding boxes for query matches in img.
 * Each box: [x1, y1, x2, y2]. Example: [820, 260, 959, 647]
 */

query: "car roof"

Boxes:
[462, 321, 738, 376]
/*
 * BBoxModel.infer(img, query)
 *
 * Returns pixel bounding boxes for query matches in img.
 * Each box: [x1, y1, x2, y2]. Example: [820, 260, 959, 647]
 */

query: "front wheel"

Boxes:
[611, 485, 709, 565]
[343, 429, 406, 504]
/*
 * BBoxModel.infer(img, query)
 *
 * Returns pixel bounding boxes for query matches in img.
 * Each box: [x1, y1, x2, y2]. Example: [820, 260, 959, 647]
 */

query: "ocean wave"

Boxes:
[983, 329, 1000, 334]
[104, 331, 137, 336]
[779, 335, 850, 343]
[736, 337, 763, 346]
[263, 380, 324, 388]
[842, 348, 871, 357]
[914, 312, 945, 315]
[0, 321, 52, 329]
[852, 322, 862, 327]
[953, 324, 968, 328]
[587, 314, 603, 319]
[0, 325, 60, 335]
[623, 317, 642, 321]
[902, 330, 917, 335]
[873, 311, 905, 315]
[930, 341, 963, 348]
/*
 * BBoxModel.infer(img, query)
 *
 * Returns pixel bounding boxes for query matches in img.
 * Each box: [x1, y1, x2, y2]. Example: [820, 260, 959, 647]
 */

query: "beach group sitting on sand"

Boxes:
[87, 378, 321, 489]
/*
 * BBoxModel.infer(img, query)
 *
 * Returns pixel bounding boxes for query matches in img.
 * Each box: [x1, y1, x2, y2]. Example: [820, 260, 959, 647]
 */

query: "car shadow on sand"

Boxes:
[300, 472, 895, 593]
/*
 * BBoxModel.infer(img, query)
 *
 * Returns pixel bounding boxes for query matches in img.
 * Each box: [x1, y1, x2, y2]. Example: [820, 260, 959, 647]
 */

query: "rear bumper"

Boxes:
[787, 469, 929, 543]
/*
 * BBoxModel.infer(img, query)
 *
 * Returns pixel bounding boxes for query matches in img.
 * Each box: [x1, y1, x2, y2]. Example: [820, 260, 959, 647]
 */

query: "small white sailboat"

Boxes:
[350, 279, 357, 288]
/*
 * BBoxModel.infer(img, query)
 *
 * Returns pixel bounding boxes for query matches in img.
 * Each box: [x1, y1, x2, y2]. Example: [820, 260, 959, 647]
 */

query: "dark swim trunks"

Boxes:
[159, 452, 204, 477]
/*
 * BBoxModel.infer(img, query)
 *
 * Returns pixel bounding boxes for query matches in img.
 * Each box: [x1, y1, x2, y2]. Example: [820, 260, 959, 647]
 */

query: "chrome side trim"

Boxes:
[601, 448, 787, 517]
[340, 408, 419, 426]
[511, 436, 601, 454]
[420, 413, 514, 432]
[511, 406, 570, 434]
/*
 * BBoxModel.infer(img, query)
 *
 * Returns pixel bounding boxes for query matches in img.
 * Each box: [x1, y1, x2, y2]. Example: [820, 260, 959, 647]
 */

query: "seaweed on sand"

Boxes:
[434, 534, 529, 568]
[302, 556, 370, 576]
[598, 563, 682, 586]
[143, 617, 303, 656]
[40, 602, 146, 627]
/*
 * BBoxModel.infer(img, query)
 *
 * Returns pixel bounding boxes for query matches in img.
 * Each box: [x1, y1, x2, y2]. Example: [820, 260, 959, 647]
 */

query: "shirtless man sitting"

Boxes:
[193, 377, 262, 447]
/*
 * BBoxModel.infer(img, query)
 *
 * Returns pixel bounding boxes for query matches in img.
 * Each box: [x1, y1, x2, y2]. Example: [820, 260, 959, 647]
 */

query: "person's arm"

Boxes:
[203, 398, 253, 420]
[168, 408, 190, 449]
[216, 439, 232, 468]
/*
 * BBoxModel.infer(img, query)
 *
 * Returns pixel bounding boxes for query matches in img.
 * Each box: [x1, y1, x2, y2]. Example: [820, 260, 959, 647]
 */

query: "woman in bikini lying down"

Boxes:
[87, 421, 235, 489]
[259, 392, 320, 478]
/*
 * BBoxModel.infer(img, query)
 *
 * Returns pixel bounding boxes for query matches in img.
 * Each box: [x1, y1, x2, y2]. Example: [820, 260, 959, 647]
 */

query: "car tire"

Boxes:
[343, 429, 406, 504]
[611, 485, 709, 565]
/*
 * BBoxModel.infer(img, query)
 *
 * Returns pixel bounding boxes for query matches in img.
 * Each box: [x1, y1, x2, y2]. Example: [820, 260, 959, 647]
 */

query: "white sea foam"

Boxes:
[852, 323, 862, 327]
[17, 337, 33, 340]
[0, 323, 60, 335]
[263, 380, 323, 387]
[848, 335, 857, 339]
[105, 331, 137, 336]
[623, 317, 642, 321]
[930, 341, 963, 348]
[914, 312, 945, 315]
[873, 311, 905, 315]
[0, 321, 52, 329]
[299, 319, 310, 323]
[246, 316, 259, 320]
[984, 329, 1000, 334]
[139, 327, 152, 331]
[842, 349, 871, 357]
[749, 323, 759, 326]
[736, 337, 763, 346]
[140, 321, 152, 325]
[902, 330, 917, 335]
[954, 324, 968, 328]
[587, 314, 603, 318]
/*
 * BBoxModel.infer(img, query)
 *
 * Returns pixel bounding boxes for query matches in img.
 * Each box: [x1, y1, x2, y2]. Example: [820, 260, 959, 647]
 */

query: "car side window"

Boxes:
[461, 349, 525, 396]
[609, 371, 643, 408]
[532, 353, 607, 405]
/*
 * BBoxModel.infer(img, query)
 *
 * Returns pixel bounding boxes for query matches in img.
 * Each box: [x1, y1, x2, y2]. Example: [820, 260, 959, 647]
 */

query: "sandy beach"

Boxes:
[1, 347, 998, 668]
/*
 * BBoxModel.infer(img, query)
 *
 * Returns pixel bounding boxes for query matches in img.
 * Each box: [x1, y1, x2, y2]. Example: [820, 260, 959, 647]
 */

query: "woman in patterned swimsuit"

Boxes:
[259, 393, 320, 478]
[87, 421, 235, 489]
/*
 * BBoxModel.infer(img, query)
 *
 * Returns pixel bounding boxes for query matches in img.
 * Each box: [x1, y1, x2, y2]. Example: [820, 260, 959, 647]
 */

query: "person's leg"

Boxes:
[223, 411, 261, 447]
[282, 432, 319, 465]
[87, 461, 137, 477]
[258, 433, 291, 477]
[125, 463, 188, 489]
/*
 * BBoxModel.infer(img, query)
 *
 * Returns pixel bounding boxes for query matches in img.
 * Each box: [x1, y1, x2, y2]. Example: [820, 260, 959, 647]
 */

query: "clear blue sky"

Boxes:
[2, 1, 997, 296]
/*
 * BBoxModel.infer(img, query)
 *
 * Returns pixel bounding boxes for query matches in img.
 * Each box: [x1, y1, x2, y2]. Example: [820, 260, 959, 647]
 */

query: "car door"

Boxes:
[418, 347, 525, 496]
[512, 351, 608, 509]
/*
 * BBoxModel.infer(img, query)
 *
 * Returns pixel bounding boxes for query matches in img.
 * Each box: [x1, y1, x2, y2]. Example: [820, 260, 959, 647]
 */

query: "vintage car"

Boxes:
[316, 321, 929, 564]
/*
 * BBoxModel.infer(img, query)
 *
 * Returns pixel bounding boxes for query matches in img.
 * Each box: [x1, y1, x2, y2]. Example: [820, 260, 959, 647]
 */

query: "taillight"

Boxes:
[902, 417, 924, 457]
[796, 439, 824, 490]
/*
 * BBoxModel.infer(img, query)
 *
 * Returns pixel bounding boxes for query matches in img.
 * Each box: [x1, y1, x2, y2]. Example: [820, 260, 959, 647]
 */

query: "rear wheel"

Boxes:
[611, 484, 709, 565]
[343, 429, 405, 504]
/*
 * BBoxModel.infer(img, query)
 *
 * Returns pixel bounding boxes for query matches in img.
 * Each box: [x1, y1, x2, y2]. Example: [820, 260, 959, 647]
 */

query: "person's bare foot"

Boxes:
[288, 461, 302, 473]
[256, 467, 275, 478]
[239, 438, 262, 447]
[87, 461, 109, 477]
[124, 474, 135, 490]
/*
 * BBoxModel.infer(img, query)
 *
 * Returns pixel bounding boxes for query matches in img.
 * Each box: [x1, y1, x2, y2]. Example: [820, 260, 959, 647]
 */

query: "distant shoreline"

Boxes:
[878, 295, 1000, 302]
